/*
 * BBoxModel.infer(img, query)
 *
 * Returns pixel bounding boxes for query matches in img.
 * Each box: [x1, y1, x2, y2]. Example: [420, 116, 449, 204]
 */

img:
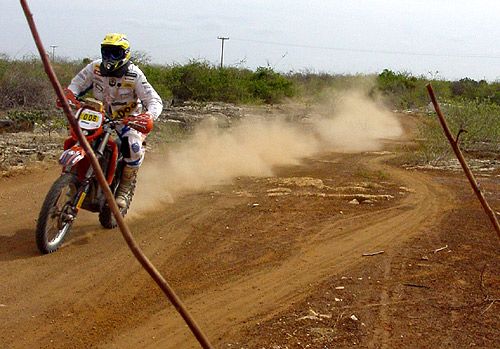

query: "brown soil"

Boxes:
[0, 114, 499, 349]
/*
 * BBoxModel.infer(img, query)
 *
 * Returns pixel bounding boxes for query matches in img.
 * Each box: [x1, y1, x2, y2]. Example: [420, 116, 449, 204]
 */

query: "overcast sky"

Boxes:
[3, 0, 500, 81]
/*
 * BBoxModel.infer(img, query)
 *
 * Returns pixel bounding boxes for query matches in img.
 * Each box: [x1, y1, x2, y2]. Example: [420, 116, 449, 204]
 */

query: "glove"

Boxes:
[56, 88, 81, 109]
[123, 113, 154, 134]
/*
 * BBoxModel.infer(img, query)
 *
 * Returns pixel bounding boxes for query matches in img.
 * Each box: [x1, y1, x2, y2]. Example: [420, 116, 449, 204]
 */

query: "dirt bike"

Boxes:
[35, 99, 135, 254]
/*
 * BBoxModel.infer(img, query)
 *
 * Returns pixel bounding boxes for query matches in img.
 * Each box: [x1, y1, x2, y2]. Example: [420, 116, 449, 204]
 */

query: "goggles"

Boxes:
[101, 45, 125, 60]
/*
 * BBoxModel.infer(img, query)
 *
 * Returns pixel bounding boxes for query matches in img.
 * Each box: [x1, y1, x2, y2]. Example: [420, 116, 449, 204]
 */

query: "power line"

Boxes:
[138, 38, 210, 50]
[230, 37, 500, 60]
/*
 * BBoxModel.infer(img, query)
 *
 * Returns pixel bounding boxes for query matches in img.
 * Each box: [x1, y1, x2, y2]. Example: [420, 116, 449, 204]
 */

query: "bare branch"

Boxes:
[403, 283, 430, 289]
[433, 245, 448, 253]
[455, 128, 467, 144]
[362, 250, 385, 256]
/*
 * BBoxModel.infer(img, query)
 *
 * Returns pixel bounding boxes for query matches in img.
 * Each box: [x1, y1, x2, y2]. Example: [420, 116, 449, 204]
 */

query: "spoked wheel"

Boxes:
[36, 174, 78, 254]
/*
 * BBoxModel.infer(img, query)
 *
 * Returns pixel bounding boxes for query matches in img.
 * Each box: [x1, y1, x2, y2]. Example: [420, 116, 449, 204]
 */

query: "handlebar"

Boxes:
[102, 118, 122, 129]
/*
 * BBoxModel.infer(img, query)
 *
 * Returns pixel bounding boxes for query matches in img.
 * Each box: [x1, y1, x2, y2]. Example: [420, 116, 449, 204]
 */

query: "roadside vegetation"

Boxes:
[372, 69, 499, 164]
[0, 53, 498, 164]
[412, 99, 500, 164]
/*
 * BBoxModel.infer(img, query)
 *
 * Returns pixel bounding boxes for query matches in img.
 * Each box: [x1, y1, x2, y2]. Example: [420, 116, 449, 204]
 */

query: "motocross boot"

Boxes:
[115, 165, 138, 209]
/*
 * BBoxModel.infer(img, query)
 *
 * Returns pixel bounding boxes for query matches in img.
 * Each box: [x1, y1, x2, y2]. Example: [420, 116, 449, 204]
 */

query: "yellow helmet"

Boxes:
[100, 33, 131, 75]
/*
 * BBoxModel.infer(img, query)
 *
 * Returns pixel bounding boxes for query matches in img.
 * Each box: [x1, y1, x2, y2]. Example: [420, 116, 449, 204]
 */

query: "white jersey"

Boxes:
[68, 60, 163, 120]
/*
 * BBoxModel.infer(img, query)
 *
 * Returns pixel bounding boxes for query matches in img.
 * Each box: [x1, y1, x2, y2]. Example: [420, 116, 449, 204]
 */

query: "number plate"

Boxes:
[78, 109, 103, 130]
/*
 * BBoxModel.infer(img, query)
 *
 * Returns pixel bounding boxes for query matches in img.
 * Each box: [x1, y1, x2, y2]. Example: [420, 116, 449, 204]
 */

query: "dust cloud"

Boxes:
[311, 90, 403, 152]
[132, 90, 403, 213]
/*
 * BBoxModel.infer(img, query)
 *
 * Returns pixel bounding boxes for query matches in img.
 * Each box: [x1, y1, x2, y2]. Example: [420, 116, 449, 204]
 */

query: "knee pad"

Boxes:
[120, 136, 144, 167]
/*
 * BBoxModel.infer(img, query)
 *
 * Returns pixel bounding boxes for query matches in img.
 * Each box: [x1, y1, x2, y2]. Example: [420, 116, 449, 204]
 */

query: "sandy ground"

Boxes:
[0, 113, 499, 348]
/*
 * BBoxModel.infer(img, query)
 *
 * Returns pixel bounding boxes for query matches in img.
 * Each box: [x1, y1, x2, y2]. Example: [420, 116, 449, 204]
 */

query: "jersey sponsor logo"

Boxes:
[124, 71, 137, 82]
[111, 101, 138, 119]
[93, 64, 102, 76]
[109, 78, 117, 87]
[95, 83, 104, 92]
[122, 82, 135, 88]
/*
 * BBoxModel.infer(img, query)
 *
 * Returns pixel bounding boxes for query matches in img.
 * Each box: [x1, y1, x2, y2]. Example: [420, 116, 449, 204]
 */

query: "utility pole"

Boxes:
[217, 36, 229, 68]
[49, 45, 57, 61]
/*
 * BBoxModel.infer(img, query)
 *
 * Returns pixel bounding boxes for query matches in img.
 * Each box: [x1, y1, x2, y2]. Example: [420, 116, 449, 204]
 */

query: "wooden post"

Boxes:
[427, 83, 500, 239]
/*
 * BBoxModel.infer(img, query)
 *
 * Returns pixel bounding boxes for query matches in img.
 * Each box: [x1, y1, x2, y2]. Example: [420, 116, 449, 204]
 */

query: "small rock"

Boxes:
[350, 315, 358, 321]
[348, 199, 360, 205]
[399, 186, 416, 193]
[0, 120, 15, 128]
[335, 286, 345, 290]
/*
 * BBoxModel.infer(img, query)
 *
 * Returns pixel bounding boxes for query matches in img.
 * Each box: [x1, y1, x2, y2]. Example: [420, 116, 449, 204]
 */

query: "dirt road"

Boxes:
[1, 115, 498, 348]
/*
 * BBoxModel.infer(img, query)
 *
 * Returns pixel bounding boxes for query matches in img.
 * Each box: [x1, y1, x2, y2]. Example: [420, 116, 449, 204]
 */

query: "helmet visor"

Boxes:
[101, 45, 125, 61]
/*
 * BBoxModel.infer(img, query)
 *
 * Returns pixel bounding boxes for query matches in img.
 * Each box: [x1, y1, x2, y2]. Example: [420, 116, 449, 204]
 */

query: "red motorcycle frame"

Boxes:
[35, 99, 133, 254]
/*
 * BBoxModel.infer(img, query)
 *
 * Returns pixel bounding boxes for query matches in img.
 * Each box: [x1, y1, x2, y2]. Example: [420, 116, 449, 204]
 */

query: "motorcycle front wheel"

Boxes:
[35, 173, 78, 254]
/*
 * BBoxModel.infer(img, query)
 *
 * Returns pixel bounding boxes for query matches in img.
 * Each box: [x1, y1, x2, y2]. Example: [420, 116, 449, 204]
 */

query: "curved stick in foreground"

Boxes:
[19, 1, 214, 347]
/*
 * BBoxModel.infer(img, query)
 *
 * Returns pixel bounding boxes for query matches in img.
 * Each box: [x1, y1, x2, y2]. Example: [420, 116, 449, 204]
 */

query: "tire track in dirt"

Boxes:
[372, 257, 392, 348]
[0, 183, 218, 349]
[0, 134, 456, 348]
[364, 158, 456, 349]
[103, 154, 455, 348]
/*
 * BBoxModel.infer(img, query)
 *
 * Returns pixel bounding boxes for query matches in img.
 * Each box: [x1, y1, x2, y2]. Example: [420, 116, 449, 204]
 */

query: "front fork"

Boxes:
[65, 129, 112, 217]
[60, 167, 94, 226]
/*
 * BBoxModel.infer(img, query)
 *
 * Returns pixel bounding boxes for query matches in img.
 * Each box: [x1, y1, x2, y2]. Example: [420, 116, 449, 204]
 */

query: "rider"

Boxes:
[62, 33, 163, 209]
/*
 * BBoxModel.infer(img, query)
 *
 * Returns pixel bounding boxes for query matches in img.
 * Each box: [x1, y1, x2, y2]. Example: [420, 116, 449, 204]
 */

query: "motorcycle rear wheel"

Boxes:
[36, 174, 78, 254]
[98, 185, 135, 229]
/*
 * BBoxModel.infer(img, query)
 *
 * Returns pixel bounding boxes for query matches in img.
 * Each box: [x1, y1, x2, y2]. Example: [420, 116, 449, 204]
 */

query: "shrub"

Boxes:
[143, 60, 295, 104]
[376, 69, 430, 109]
[249, 67, 294, 103]
[0, 56, 84, 110]
[418, 99, 500, 162]
[6, 109, 66, 135]
[1, 53, 498, 114]
[443, 99, 500, 152]
[0, 58, 53, 109]
[451, 78, 500, 103]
